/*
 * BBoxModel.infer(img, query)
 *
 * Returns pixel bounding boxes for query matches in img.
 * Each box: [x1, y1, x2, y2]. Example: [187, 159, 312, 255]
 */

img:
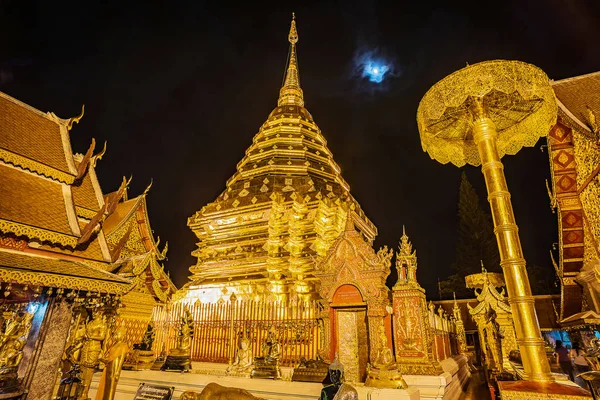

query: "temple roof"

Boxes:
[103, 197, 139, 236]
[72, 158, 103, 214]
[553, 72, 600, 133]
[189, 16, 376, 236]
[434, 295, 560, 332]
[0, 92, 77, 183]
[0, 88, 175, 297]
[0, 163, 79, 246]
[0, 249, 130, 294]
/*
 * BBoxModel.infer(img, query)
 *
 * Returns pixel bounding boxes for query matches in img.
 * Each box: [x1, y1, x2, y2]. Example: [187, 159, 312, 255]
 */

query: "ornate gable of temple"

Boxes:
[315, 216, 392, 309]
[104, 187, 176, 302]
[183, 16, 377, 297]
[547, 72, 600, 321]
[465, 269, 512, 316]
[0, 91, 131, 294]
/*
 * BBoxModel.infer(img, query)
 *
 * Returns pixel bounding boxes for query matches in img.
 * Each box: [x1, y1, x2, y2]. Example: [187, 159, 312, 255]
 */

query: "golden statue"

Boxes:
[0, 338, 24, 369]
[227, 337, 253, 375]
[161, 308, 193, 371]
[135, 322, 155, 351]
[365, 326, 407, 389]
[77, 311, 108, 400]
[180, 382, 265, 400]
[95, 326, 130, 400]
[0, 308, 34, 390]
[483, 310, 503, 373]
[251, 328, 282, 379]
[174, 308, 194, 355]
[124, 322, 156, 371]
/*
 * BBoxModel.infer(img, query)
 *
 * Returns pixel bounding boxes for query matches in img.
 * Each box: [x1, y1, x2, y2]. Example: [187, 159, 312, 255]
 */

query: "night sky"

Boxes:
[2, 1, 600, 295]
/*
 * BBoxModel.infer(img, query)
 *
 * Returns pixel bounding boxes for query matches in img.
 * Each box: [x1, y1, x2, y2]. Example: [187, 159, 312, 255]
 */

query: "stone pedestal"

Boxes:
[27, 300, 72, 400]
[160, 354, 191, 372]
[123, 349, 155, 371]
[497, 380, 592, 400]
[250, 358, 280, 380]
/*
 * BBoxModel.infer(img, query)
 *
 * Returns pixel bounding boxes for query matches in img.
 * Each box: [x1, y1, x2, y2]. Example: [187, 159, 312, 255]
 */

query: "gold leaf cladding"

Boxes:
[0, 218, 78, 247]
[0, 148, 75, 184]
[0, 268, 129, 294]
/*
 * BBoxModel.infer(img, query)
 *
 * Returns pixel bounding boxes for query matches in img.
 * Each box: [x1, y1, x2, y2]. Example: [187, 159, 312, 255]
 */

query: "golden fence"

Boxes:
[152, 299, 320, 367]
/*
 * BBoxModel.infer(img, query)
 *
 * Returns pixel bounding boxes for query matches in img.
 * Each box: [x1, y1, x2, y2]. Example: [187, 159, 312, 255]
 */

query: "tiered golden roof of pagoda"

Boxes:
[184, 16, 377, 297]
[0, 90, 175, 299]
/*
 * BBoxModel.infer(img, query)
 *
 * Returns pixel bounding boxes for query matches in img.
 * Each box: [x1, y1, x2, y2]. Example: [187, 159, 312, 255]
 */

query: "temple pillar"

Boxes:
[317, 301, 332, 362]
[27, 299, 72, 400]
[367, 306, 386, 364]
[392, 287, 441, 375]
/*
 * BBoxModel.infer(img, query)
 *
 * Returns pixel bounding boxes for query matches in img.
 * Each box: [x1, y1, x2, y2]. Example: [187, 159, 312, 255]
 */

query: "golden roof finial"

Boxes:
[288, 12, 298, 44]
[278, 13, 304, 107]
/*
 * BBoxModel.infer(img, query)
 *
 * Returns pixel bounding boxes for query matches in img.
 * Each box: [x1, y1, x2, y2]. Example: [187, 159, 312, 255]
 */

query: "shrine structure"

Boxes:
[180, 14, 377, 306]
[546, 72, 600, 342]
[0, 90, 175, 399]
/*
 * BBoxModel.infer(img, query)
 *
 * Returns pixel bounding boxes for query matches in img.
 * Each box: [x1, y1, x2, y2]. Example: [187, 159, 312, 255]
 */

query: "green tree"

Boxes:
[440, 172, 500, 299]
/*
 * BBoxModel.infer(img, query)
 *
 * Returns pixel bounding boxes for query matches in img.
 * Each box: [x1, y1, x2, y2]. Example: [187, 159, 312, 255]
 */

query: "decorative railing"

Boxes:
[152, 299, 320, 367]
[428, 305, 459, 361]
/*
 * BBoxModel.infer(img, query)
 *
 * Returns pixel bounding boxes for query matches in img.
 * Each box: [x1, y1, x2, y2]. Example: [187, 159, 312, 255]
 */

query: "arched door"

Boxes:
[330, 284, 369, 382]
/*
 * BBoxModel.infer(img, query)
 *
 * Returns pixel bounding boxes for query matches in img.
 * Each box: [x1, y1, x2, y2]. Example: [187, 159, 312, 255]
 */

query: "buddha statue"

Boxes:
[95, 326, 130, 400]
[134, 322, 155, 351]
[320, 354, 358, 400]
[251, 328, 282, 379]
[0, 337, 26, 391]
[125, 322, 157, 371]
[365, 326, 407, 389]
[227, 337, 253, 375]
[161, 308, 194, 372]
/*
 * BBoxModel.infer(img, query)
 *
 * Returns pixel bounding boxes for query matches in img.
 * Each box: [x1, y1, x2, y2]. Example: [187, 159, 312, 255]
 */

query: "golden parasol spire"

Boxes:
[278, 13, 304, 107]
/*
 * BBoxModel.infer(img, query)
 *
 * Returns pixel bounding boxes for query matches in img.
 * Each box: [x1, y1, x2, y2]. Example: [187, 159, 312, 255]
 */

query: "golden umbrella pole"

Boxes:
[417, 60, 557, 382]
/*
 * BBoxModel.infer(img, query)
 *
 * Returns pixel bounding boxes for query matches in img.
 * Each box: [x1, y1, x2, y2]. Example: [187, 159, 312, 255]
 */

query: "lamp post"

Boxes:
[416, 60, 557, 382]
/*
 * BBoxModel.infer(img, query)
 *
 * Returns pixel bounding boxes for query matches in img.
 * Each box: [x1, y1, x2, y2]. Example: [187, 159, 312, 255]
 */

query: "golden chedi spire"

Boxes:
[185, 15, 378, 299]
[278, 13, 304, 107]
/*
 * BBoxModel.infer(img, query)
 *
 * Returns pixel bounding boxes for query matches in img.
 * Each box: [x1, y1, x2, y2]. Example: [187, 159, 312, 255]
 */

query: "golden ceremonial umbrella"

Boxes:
[416, 60, 556, 382]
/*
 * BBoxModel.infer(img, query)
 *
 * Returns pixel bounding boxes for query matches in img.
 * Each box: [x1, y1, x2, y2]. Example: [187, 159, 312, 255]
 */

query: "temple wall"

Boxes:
[404, 354, 470, 400]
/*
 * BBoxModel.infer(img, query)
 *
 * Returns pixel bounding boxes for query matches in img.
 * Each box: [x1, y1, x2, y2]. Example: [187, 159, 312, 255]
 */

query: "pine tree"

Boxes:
[440, 172, 500, 298]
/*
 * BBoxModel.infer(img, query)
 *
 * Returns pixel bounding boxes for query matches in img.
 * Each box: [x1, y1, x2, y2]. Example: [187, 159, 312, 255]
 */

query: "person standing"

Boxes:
[555, 340, 574, 381]
[571, 343, 590, 389]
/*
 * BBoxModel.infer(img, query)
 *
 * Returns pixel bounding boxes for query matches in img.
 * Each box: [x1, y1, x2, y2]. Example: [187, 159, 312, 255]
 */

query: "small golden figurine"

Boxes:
[161, 308, 193, 372]
[0, 308, 34, 391]
[78, 311, 108, 400]
[365, 326, 407, 389]
[227, 336, 253, 375]
[251, 328, 282, 379]
[95, 326, 130, 400]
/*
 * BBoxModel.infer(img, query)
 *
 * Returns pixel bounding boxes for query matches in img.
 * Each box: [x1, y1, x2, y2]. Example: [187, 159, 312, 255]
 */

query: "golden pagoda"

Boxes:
[181, 15, 377, 303]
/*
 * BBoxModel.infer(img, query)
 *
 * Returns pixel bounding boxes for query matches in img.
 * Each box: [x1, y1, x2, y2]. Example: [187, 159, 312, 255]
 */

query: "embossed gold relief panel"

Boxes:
[393, 296, 425, 358]
[335, 310, 368, 383]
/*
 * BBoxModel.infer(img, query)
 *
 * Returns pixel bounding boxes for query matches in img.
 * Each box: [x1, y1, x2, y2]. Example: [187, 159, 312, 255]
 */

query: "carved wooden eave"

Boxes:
[122, 251, 176, 303]
[103, 193, 168, 262]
